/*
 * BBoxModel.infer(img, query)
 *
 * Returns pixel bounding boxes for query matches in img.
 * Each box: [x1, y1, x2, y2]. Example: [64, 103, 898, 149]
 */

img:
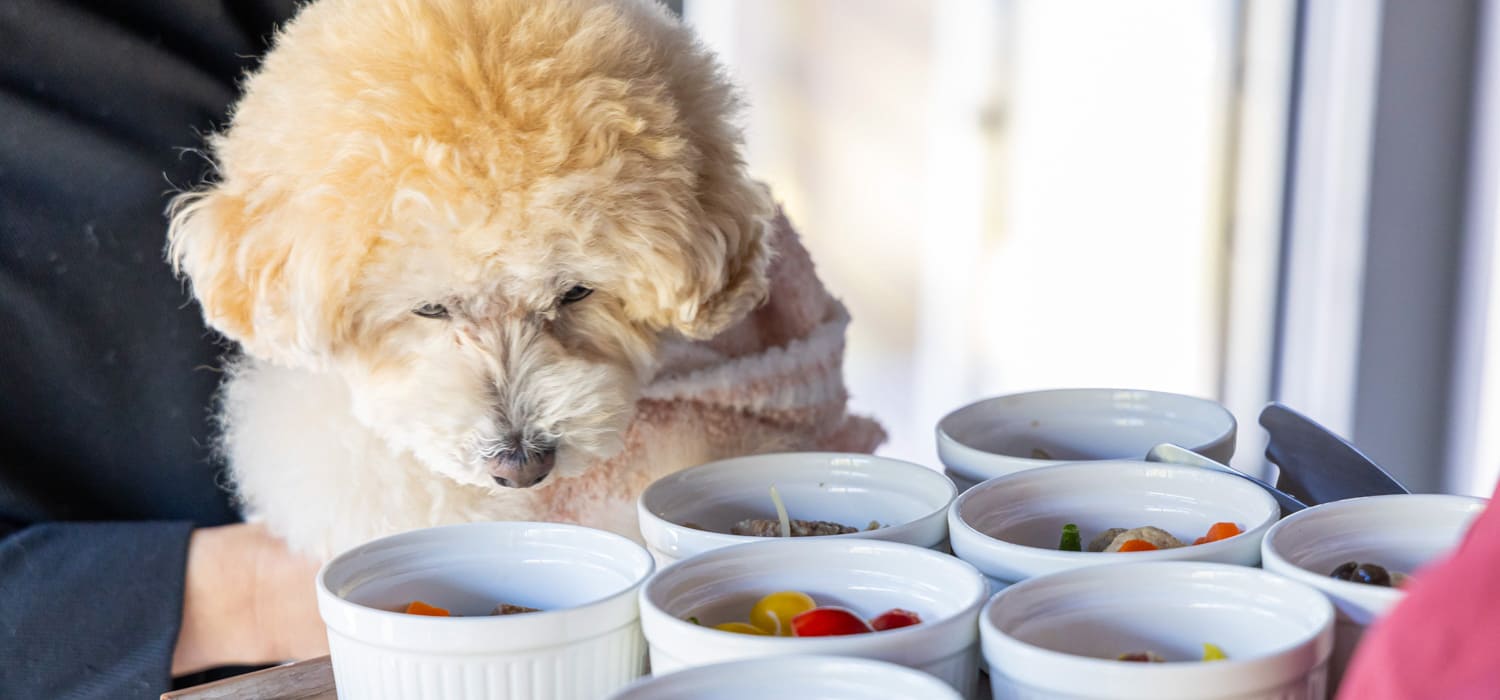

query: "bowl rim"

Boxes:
[316, 521, 654, 650]
[638, 538, 987, 654]
[1260, 493, 1490, 605]
[610, 654, 965, 699]
[636, 451, 957, 558]
[936, 388, 1237, 481]
[947, 460, 1280, 565]
[980, 561, 1335, 696]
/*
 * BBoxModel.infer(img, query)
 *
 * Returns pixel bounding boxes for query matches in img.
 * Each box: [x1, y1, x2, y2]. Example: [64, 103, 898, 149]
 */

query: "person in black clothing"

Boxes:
[0, 2, 331, 696]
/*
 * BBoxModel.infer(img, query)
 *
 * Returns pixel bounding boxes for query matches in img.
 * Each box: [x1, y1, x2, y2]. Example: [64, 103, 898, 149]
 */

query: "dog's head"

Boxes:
[168, 0, 771, 490]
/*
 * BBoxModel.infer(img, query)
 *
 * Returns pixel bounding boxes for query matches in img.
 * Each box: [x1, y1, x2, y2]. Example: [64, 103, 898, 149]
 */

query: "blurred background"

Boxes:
[673, 0, 1499, 497]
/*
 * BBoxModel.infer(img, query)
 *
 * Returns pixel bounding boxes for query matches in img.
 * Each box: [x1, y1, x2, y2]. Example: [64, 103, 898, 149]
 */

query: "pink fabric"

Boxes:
[1337, 480, 1500, 700]
[532, 207, 887, 530]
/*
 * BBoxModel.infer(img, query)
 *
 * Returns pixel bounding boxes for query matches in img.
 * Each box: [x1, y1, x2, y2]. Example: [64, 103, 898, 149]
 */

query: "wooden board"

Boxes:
[162, 656, 335, 700]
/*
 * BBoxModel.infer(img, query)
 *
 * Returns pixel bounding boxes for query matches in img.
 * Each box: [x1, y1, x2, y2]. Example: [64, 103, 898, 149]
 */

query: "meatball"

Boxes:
[1103, 526, 1184, 552]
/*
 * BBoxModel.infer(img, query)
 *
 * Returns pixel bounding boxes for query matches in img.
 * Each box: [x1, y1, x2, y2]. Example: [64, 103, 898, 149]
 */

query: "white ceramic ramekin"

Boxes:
[937, 389, 1236, 491]
[949, 460, 1278, 591]
[638, 538, 988, 698]
[606, 655, 964, 700]
[636, 452, 956, 566]
[982, 561, 1334, 700]
[1261, 494, 1487, 690]
[317, 522, 655, 700]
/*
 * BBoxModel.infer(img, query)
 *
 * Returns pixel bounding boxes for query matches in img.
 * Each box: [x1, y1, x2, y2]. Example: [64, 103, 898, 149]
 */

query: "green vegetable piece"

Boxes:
[1059, 523, 1082, 552]
[686, 616, 700, 625]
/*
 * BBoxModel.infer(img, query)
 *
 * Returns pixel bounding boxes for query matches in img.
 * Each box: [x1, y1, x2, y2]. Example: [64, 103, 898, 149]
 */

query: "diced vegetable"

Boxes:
[708, 592, 922, 637]
[714, 621, 770, 635]
[1116, 539, 1159, 552]
[403, 600, 451, 616]
[790, 607, 874, 637]
[1203, 643, 1227, 661]
[1059, 523, 1082, 552]
[1194, 521, 1243, 545]
[869, 608, 922, 631]
[750, 590, 816, 636]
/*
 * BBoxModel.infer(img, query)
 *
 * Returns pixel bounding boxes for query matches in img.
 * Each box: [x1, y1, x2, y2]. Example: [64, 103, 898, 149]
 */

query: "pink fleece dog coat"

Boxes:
[532, 207, 887, 531]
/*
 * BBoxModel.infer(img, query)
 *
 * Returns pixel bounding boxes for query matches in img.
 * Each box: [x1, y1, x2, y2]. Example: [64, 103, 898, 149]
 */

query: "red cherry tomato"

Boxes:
[790, 606, 874, 637]
[869, 608, 922, 631]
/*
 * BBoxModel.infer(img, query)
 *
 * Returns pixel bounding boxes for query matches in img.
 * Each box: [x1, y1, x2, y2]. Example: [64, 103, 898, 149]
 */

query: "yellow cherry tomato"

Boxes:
[713, 621, 769, 635]
[1202, 643, 1227, 661]
[750, 590, 817, 636]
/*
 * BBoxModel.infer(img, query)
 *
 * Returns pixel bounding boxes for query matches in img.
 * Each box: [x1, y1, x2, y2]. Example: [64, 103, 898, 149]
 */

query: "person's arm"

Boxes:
[0, 520, 326, 698]
[0, 520, 193, 697]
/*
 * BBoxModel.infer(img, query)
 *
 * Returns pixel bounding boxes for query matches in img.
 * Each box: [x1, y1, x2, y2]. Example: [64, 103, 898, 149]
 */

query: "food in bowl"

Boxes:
[729, 518, 878, 537]
[1059, 523, 1083, 551]
[1062, 522, 1244, 552]
[700, 590, 923, 637]
[318, 522, 655, 700]
[403, 600, 451, 616]
[400, 599, 541, 617]
[1328, 561, 1410, 588]
[728, 486, 882, 537]
[1098, 526, 1184, 552]
[981, 561, 1334, 699]
[492, 603, 542, 615]
[638, 453, 953, 566]
[1118, 643, 1228, 663]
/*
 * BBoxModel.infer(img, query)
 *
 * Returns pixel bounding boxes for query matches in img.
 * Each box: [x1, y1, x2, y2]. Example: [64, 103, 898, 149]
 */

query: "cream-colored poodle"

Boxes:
[168, 0, 876, 559]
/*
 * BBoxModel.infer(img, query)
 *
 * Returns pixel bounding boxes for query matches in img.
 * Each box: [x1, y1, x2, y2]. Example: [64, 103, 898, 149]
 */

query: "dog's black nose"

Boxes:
[487, 440, 557, 489]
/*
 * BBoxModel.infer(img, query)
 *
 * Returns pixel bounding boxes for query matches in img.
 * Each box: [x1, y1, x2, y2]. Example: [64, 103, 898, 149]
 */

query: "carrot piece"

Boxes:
[1117, 539, 1159, 552]
[404, 600, 451, 616]
[1198, 522, 1242, 544]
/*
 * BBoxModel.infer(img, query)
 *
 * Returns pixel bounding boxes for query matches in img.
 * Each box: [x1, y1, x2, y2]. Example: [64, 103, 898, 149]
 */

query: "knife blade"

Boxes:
[1258, 402, 1410, 506]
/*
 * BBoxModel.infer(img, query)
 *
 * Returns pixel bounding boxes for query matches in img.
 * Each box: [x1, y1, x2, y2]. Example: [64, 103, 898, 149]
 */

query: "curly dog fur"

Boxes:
[168, 0, 778, 558]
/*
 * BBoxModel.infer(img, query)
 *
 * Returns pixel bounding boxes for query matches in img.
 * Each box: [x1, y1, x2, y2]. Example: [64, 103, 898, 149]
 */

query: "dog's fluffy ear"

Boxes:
[666, 175, 776, 340]
[166, 186, 358, 368]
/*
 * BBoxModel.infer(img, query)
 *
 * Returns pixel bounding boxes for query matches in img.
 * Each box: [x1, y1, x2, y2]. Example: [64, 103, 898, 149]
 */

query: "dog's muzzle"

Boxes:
[488, 441, 557, 488]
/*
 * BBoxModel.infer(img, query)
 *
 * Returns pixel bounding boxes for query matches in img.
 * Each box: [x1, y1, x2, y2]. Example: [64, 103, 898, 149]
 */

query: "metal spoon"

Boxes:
[1145, 443, 1308, 515]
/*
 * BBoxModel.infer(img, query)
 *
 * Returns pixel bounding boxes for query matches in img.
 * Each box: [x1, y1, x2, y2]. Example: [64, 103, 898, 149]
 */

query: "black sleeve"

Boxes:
[0, 521, 195, 696]
[0, 1, 297, 697]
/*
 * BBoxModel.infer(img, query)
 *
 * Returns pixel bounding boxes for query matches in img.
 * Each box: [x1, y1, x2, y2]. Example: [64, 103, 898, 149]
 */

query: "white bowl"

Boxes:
[949, 460, 1279, 591]
[982, 562, 1334, 700]
[937, 389, 1236, 491]
[607, 655, 964, 700]
[317, 522, 655, 700]
[637, 452, 956, 566]
[1261, 494, 1487, 690]
[638, 538, 988, 698]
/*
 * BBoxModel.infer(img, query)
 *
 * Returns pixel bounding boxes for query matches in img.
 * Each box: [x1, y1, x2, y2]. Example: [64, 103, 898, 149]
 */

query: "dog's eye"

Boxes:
[413, 303, 449, 319]
[559, 286, 593, 305]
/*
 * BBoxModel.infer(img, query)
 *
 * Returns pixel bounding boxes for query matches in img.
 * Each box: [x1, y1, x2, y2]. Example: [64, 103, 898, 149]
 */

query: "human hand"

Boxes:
[172, 522, 329, 675]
